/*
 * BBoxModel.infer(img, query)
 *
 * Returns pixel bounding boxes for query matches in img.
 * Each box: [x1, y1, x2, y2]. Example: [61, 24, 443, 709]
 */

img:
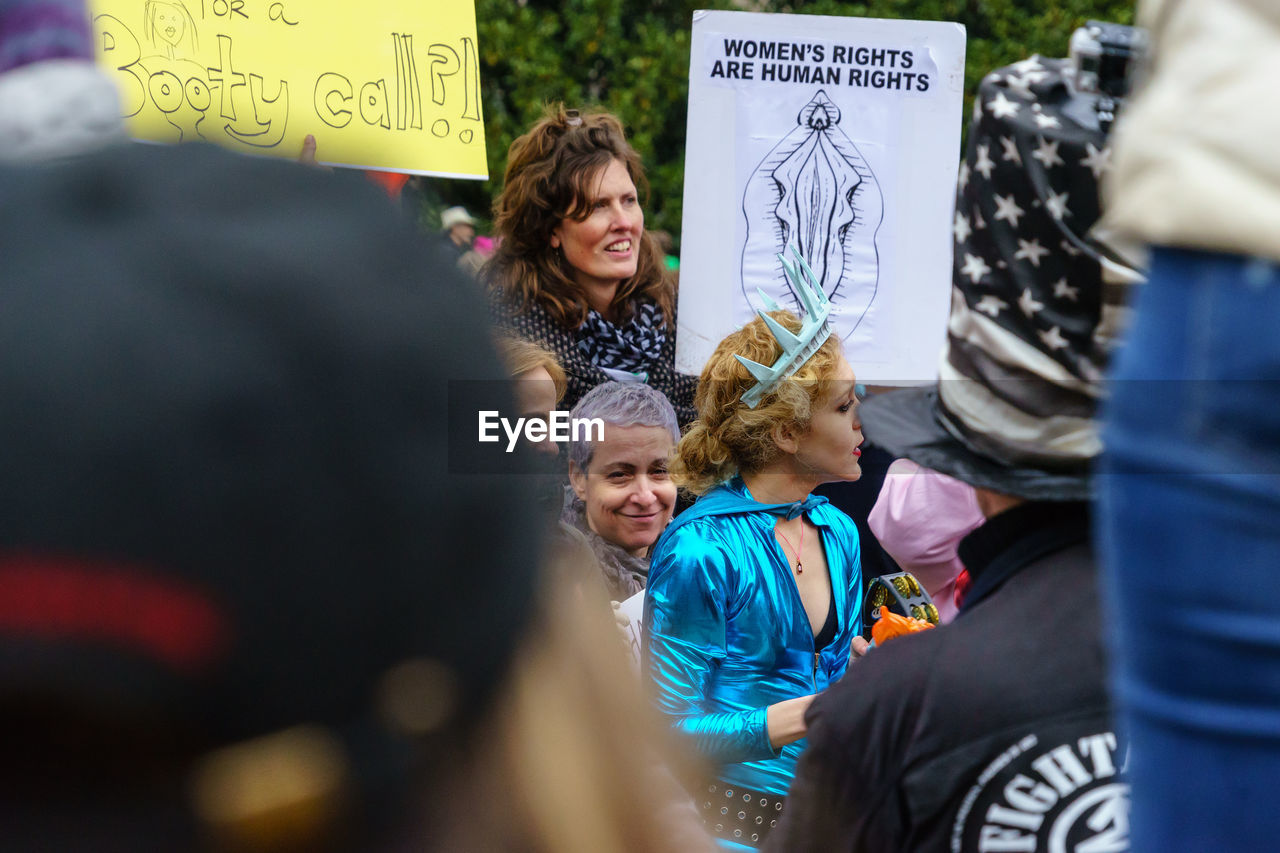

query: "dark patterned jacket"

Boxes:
[767, 502, 1127, 853]
[488, 290, 698, 428]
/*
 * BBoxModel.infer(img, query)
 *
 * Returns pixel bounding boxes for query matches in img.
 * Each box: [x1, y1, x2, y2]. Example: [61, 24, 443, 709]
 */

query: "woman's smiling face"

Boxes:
[570, 423, 675, 556]
[551, 158, 644, 299]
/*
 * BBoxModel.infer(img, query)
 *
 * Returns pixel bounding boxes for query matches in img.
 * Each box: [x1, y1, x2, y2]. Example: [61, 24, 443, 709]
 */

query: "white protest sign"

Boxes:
[677, 11, 965, 383]
[616, 590, 645, 670]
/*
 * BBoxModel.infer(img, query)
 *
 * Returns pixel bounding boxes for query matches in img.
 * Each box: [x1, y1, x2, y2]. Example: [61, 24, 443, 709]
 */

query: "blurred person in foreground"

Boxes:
[563, 381, 680, 601]
[1097, 2, 1280, 848]
[433, 526, 715, 853]
[0, 140, 712, 853]
[0, 7, 713, 848]
[644, 254, 865, 850]
[0, 140, 538, 850]
[767, 53, 1140, 852]
[484, 104, 696, 425]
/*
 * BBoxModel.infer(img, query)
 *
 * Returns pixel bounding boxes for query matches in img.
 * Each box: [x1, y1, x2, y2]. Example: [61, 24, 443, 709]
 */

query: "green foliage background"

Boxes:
[427, 0, 1134, 250]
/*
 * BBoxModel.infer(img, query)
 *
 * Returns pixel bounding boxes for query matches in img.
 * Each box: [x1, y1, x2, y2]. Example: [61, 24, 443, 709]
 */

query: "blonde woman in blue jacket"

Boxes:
[644, 258, 865, 850]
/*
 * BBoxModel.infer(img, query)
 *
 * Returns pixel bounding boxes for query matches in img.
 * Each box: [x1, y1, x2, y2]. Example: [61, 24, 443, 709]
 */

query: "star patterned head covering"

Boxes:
[860, 55, 1139, 501]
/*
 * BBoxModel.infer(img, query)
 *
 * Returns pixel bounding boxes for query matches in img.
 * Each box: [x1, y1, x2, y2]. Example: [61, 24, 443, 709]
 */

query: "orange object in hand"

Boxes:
[871, 605, 936, 646]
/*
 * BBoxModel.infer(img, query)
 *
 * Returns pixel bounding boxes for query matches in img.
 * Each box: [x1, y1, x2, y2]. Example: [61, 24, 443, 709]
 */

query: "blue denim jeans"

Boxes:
[1098, 247, 1280, 850]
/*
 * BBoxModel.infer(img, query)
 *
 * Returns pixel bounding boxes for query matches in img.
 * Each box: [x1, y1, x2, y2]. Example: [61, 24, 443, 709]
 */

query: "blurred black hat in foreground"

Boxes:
[0, 140, 541, 850]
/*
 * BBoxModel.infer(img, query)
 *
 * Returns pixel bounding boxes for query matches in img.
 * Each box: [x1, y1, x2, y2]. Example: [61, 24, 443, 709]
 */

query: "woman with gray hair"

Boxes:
[563, 381, 680, 599]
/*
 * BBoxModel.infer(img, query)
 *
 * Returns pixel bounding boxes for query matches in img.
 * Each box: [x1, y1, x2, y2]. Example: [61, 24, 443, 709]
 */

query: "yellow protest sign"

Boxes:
[88, 0, 487, 178]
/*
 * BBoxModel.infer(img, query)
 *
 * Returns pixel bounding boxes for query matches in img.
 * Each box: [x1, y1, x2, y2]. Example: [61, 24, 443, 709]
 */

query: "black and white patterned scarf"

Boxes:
[577, 300, 666, 374]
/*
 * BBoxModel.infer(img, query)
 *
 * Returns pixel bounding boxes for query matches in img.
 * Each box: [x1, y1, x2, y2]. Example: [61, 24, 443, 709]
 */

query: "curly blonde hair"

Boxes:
[673, 312, 844, 495]
[482, 104, 673, 329]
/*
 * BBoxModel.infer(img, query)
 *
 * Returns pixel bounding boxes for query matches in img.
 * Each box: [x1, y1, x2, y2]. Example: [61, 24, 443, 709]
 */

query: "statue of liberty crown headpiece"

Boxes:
[735, 248, 835, 408]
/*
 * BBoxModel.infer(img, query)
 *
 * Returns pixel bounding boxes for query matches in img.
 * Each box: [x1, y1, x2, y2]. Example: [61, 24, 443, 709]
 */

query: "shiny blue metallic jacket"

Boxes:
[644, 478, 863, 796]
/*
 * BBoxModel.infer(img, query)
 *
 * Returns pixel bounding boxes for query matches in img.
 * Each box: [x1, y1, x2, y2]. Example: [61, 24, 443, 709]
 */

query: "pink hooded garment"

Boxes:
[868, 459, 985, 624]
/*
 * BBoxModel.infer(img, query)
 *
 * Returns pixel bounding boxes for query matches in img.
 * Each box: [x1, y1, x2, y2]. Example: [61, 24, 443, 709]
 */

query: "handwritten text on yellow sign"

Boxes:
[91, 0, 487, 177]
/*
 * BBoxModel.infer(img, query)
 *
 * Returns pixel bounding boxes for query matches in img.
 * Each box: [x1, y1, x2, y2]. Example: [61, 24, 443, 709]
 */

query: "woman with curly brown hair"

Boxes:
[642, 259, 865, 850]
[484, 104, 696, 426]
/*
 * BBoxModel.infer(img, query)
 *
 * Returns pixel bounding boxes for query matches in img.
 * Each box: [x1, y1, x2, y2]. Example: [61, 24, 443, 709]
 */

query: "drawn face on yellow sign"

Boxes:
[154, 3, 184, 45]
[143, 0, 197, 57]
